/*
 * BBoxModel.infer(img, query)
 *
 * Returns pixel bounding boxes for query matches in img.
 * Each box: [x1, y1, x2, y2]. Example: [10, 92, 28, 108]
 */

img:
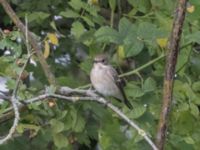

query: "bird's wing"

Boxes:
[105, 65, 133, 109]
[105, 65, 119, 81]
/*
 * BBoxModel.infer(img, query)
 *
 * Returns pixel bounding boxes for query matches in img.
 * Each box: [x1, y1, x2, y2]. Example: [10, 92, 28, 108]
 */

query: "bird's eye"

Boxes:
[102, 59, 105, 63]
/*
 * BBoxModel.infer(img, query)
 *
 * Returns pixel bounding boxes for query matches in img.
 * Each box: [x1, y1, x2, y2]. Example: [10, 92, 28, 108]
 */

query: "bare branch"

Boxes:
[156, 0, 188, 149]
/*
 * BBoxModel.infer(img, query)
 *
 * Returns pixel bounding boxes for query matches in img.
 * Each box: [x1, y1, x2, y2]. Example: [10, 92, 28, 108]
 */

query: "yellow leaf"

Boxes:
[156, 38, 168, 48]
[88, 0, 98, 5]
[47, 33, 58, 45]
[187, 5, 195, 13]
[44, 41, 50, 59]
[117, 45, 125, 59]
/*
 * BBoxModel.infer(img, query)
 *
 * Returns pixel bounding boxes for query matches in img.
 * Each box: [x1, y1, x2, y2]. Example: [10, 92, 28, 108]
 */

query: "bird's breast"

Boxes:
[90, 66, 119, 97]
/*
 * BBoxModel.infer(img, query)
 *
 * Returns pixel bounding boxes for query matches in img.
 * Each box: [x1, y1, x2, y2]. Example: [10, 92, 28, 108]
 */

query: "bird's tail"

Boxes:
[115, 79, 133, 109]
[124, 98, 133, 109]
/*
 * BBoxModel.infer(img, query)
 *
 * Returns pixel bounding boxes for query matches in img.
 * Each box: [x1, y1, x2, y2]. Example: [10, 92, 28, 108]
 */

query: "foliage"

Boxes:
[0, 0, 200, 149]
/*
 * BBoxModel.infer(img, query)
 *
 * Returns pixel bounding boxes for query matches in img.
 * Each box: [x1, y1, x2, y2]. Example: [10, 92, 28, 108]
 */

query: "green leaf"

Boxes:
[6, 78, 16, 90]
[143, 77, 156, 92]
[178, 103, 189, 112]
[138, 22, 159, 41]
[69, 0, 84, 11]
[190, 103, 199, 118]
[172, 111, 196, 135]
[118, 18, 133, 41]
[81, 16, 95, 27]
[28, 12, 50, 23]
[192, 81, 200, 92]
[184, 136, 195, 144]
[60, 9, 80, 18]
[17, 123, 40, 134]
[155, 12, 172, 31]
[95, 26, 120, 43]
[127, 0, 151, 13]
[53, 133, 68, 148]
[50, 119, 65, 133]
[109, 0, 116, 11]
[10, 31, 22, 41]
[86, 122, 98, 139]
[131, 104, 146, 119]
[124, 42, 144, 57]
[185, 31, 200, 44]
[71, 21, 85, 39]
[125, 82, 144, 98]
[63, 113, 73, 130]
[76, 133, 91, 146]
[72, 114, 86, 132]
[176, 47, 191, 74]
[0, 38, 8, 49]
[70, 107, 86, 132]
[83, 3, 99, 16]
[0, 38, 22, 57]
[58, 110, 68, 120]
[190, 54, 200, 74]
[99, 120, 126, 150]
[79, 58, 93, 75]
[119, 19, 144, 57]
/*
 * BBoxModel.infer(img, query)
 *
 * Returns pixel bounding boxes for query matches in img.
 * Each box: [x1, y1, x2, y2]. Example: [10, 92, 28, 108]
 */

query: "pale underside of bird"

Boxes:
[90, 54, 133, 109]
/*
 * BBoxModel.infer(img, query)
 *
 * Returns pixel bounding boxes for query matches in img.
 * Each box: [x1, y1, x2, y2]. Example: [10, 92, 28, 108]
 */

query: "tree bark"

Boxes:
[156, 0, 188, 149]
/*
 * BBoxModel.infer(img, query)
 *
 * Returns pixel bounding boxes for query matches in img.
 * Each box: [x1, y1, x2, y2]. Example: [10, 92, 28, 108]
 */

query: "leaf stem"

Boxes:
[119, 53, 165, 77]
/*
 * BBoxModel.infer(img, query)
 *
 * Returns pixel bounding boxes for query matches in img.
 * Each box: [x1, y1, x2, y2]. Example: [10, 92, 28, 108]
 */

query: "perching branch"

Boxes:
[1, 87, 158, 150]
[0, 0, 57, 85]
[155, 0, 187, 149]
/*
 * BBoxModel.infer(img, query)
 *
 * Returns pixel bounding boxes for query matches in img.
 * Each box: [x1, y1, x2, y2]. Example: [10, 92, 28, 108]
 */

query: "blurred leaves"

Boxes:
[143, 77, 157, 92]
[50, 119, 65, 133]
[95, 18, 164, 57]
[53, 133, 69, 148]
[1, 0, 200, 149]
[27, 12, 50, 24]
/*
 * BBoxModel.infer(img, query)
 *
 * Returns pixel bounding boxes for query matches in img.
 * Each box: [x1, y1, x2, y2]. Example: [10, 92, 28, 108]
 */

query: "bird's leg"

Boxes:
[100, 96, 112, 108]
[87, 86, 111, 108]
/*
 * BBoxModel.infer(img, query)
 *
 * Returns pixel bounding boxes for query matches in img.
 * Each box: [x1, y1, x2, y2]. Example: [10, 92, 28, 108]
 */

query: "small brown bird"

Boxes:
[90, 54, 133, 109]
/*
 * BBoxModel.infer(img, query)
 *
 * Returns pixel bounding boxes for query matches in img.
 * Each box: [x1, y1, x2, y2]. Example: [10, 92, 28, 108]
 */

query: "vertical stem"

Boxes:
[155, 0, 188, 149]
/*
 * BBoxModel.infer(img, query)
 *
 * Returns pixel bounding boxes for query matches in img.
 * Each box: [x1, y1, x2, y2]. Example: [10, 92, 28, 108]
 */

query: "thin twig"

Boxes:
[120, 53, 165, 77]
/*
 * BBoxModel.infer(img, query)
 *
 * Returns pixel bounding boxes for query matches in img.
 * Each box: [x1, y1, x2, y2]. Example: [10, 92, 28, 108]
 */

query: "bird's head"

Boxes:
[93, 54, 108, 66]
